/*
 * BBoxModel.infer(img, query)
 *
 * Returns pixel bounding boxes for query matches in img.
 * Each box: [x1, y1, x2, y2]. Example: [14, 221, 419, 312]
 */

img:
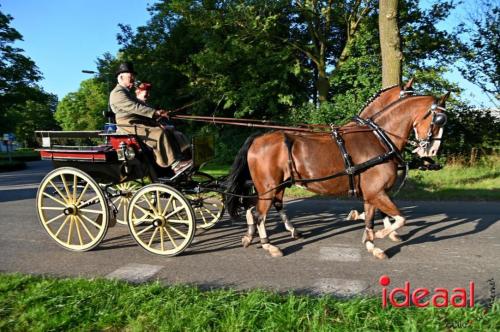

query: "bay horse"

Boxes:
[270, 79, 416, 240]
[225, 93, 449, 259]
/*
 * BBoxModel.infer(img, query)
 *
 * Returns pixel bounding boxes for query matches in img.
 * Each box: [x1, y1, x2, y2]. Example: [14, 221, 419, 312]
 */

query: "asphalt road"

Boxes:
[1, 161, 499, 304]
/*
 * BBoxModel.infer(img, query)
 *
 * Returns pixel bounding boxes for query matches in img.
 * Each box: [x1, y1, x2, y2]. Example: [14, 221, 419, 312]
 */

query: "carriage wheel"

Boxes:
[127, 184, 195, 256]
[188, 172, 225, 230]
[110, 182, 139, 225]
[36, 167, 109, 251]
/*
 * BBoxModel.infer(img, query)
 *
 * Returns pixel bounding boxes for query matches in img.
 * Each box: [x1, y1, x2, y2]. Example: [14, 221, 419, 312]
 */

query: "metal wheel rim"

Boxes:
[127, 184, 195, 256]
[36, 167, 109, 251]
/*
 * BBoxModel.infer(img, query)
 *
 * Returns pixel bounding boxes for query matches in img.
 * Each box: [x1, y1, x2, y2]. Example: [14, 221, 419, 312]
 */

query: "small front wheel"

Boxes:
[127, 184, 195, 256]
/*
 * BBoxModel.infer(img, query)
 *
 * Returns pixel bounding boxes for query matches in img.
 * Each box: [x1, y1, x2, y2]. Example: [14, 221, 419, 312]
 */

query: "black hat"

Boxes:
[115, 62, 137, 77]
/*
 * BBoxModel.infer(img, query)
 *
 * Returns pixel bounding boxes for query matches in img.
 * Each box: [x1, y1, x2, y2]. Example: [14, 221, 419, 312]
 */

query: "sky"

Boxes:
[1, 0, 496, 108]
[1, 0, 152, 99]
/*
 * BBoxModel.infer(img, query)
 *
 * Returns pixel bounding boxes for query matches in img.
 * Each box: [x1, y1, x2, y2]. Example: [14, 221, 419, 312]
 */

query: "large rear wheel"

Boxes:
[36, 167, 109, 251]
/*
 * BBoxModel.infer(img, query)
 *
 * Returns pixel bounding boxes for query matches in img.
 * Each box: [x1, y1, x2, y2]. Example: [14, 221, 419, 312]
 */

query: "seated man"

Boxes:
[109, 62, 191, 174]
[135, 82, 191, 157]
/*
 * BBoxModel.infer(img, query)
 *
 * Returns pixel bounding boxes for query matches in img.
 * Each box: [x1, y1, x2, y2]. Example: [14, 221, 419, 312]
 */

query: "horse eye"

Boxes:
[433, 113, 447, 126]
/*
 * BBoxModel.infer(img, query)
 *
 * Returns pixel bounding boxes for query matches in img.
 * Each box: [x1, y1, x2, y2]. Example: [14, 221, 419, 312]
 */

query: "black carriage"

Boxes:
[35, 129, 224, 256]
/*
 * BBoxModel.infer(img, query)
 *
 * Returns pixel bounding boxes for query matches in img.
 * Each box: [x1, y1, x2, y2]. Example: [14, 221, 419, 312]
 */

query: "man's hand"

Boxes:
[155, 109, 170, 119]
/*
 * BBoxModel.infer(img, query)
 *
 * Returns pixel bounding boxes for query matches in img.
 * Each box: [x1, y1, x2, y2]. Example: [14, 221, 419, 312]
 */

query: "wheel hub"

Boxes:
[63, 205, 78, 216]
[153, 217, 166, 227]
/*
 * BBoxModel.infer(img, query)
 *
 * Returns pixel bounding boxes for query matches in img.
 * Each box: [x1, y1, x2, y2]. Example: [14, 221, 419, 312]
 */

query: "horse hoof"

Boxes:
[292, 230, 302, 239]
[373, 248, 388, 260]
[347, 210, 358, 221]
[389, 233, 402, 242]
[242, 235, 252, 248]
[263, 244, 283, 257]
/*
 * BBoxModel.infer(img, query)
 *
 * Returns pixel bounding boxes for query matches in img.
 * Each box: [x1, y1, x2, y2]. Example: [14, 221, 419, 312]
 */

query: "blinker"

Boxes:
[433, 113, 447, 126]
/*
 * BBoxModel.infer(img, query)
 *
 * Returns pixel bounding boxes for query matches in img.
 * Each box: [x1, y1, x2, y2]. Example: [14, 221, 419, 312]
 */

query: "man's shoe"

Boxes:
[172, 159, 192, 175]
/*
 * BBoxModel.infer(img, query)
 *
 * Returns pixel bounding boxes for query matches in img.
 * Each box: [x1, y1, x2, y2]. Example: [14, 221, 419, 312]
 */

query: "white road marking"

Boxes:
[319, 246, 361, 262]
[312, 278, 368, 297]
[106, 263, 164, 283]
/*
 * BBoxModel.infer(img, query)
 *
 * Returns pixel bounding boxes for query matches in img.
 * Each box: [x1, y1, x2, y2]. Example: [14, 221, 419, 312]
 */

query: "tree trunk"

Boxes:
[379, 0, 402, 87]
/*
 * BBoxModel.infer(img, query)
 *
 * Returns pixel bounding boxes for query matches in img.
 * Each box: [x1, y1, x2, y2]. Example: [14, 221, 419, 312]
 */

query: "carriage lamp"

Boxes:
[117, 142, 136, 161]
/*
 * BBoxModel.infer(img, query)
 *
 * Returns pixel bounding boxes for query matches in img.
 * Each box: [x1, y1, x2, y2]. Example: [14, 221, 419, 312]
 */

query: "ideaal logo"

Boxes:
[379, 275, 475, 308]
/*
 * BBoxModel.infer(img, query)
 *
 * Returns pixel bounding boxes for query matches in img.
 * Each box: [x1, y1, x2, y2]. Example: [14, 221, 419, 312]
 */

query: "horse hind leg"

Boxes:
[362, 202, 387, 260]
[371, 194, 406, 240]
[347, 209, 401, 242]
[242, 207, 257, 248]
[274, 192, 302, 239]
[256, 199, 283, 257]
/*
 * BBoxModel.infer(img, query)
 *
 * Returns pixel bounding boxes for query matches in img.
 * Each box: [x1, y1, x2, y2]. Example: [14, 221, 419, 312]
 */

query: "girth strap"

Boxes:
[331, 127, 357, 196]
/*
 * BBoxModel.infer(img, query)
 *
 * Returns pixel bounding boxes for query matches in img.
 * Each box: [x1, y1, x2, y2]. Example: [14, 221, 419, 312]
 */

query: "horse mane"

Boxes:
[357, 84, 399, 115]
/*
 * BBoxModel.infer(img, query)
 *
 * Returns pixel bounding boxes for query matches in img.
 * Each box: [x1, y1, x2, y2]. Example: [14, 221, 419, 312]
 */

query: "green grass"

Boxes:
[0, 273, 498, 331]
[201, 155, 499, 201]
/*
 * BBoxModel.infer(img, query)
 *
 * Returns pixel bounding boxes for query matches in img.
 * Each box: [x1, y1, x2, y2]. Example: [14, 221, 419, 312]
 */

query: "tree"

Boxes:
[379, 0, 401, 87]
[458, 2, 499, 106]
[54, 79, 107, 130]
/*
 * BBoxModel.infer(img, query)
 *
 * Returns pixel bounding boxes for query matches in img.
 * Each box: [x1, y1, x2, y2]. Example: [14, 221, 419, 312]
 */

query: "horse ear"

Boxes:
[438, 91, 451, 106]
[403, 77, 415, 91]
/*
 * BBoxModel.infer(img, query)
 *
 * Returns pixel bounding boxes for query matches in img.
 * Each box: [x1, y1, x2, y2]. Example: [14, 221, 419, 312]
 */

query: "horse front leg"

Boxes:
[362, 202, 387, 260]
[274, 190, 302, 239]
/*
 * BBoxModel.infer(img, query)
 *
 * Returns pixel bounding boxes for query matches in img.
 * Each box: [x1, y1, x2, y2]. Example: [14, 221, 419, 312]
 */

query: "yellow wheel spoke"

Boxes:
[199, 209, 209, 224]
[133, 215, 154, 225]
[145, 194, 158, 215]
[148, 227, 159, 246]
[136, 224, 154, 236]
[156, 190, 162, 215]
[133, 204, 157, 219]
[54, 216, 70, 237]
[81, 214, 102, 229]
[165, 206, 185, 219]
[160, 226, 164, 251]
[45, 213, 65, 225]
[203, 207, 218, 219]
[72, 174, 78, 202]
[168, 219, 191, 225]
[60, 174, 71, 201]
[76, 215, 95, 240]
[74, 216, 84, 246]
[75, 183, 90, 205]
[48, 180, 68, 204]
[80, 208, 103, 214]
[162, 195, 173, 216]
[163, 226, 178, 249]
[43, 192, 67, 207]
[41, 206, 65, 211]
[67, 217, 74, 245]
[167, 224, 188, 239]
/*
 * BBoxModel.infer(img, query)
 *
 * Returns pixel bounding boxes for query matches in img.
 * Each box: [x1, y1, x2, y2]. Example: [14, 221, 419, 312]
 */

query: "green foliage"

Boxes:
[54, 79, 107, 130]
[0, 273, 498, 331]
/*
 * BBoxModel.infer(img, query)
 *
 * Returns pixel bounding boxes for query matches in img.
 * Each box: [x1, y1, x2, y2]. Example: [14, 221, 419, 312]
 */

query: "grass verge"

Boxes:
[0, 273, 498, 331]
[201, 155, 499, 201]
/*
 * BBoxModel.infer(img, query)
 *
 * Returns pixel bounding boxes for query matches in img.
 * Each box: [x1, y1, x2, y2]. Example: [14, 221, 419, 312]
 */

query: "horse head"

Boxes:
[411, 92, 450, 157]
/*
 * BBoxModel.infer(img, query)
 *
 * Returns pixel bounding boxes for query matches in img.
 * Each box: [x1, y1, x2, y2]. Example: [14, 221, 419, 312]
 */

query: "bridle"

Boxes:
[410, 103, 447, 149]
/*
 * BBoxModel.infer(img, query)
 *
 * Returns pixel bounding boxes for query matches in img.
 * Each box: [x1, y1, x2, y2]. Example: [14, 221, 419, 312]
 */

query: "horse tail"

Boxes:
[225, 133, 261, 219]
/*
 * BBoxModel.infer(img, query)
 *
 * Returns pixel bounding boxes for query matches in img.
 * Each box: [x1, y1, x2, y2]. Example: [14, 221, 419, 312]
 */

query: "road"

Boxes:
[0, 161, 499, 304]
